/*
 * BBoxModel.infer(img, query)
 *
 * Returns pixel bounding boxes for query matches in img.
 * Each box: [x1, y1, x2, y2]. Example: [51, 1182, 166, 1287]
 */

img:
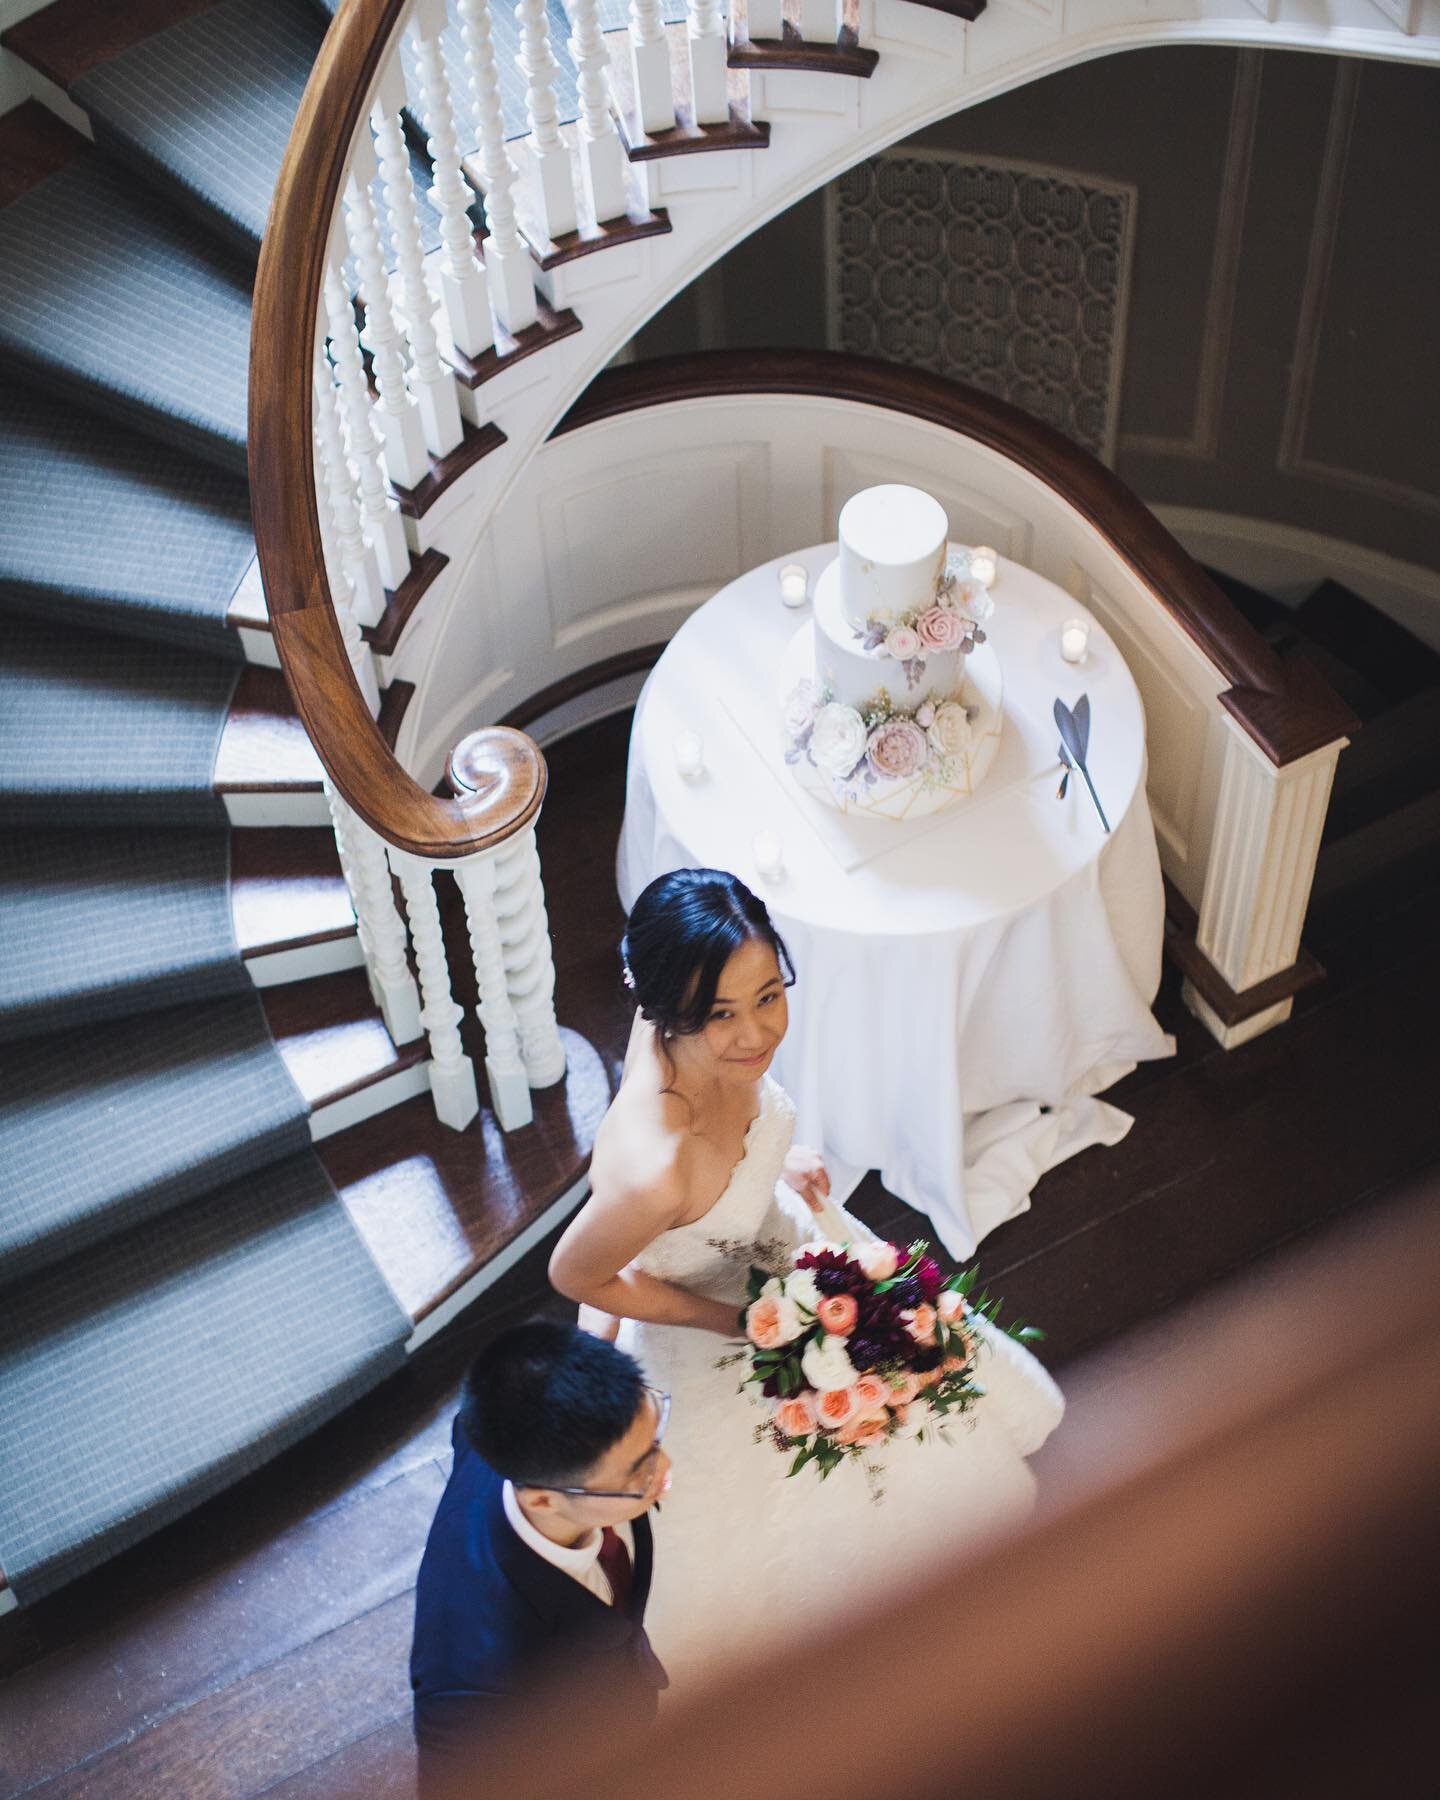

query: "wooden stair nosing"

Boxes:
[617, 102, 771, 162]
[0, 0, 223, 92]
[230, 826, 357, 962]
[727, 21, 879, 78]
[260, 968, 426, 1116]
[521, 201, 673, 274]
[388, 419, 506, 521]
[362, 548, 449, 657]
[442, 292, 583, 392]
[215, 668, 323, 795]
[892, 0, 986, 17]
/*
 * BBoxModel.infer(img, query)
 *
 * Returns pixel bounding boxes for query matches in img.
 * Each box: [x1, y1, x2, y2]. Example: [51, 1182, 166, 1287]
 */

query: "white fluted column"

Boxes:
[457, 0, 537, 333]
[323, 262, 410, 592]
[410, 0, 493, 360]
[568, 0, 628, 223]
[1187, 724, 1346, 1047]
[324, 782, 422, 1045]
[628, 0, 676, 137]
[391, 851, 480, 1130]
[455, 854, 534, 1128]
[687, 0, 728, 125]
[493, 827, 566, 1086]
[515, 0, 579, 240]
[343, 146, 430, 490]
[747, 0, 783, 40]
[371, 101, 464, 458]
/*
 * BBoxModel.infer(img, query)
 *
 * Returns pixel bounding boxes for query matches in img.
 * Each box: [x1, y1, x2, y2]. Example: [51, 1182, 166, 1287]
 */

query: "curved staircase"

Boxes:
[0, 0, 1434, 1615]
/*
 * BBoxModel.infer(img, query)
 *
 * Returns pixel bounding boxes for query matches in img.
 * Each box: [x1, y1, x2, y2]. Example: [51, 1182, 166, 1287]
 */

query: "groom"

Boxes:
[410, 1321, 670, 1791]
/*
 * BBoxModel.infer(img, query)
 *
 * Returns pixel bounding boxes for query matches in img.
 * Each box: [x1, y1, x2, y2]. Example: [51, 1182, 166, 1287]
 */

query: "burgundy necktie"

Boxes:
[597, 1526, 634, 1615]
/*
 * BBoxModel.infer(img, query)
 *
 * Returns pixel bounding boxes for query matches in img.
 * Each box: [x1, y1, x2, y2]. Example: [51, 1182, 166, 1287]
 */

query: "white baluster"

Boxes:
[313, 349, 384, 630]
[687, 0, 728, 127]
[343, 152, 430, 490]
[797, 0, 837, 41]
[410, 0, 493, 360]
[515, 0, 579, 241]
[391, 851, 481, 1130]
[747, 0, 783, 42]
[628, 0, 676, 136]
[454, 853, 534, 1128]
[371, 101, 464, 458]
[457, 0, 537, 334]
[323, 262, 411, 592]
[493, 827, 566, 1086]
[568, 0, 628, 224]
[324, 781, 423, 1045]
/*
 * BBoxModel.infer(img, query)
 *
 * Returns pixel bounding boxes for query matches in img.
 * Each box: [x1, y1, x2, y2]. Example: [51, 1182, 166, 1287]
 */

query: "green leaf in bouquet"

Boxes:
[745, 1266, 770, 1301]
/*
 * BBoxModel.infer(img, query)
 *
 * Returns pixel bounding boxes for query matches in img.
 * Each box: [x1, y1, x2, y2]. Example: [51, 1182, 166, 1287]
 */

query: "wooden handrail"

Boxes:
[557, 351, 1359, 767]
[248, 0, 542, 861]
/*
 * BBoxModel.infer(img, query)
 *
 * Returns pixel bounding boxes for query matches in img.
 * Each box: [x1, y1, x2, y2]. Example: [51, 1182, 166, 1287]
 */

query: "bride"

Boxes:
[549, 867, 1063, 1682]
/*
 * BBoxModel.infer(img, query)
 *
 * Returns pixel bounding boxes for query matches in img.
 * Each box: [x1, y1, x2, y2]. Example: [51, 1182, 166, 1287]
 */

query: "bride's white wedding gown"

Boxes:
[617, 1075, 1064, 1684]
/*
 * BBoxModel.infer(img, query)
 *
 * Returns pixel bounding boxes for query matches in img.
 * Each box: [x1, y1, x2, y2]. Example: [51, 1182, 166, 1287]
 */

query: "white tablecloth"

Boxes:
[617, 544, 1175, 1258]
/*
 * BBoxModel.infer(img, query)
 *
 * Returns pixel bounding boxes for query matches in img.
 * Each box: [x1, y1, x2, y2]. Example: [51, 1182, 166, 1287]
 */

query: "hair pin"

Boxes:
[621, 964, 636, 991]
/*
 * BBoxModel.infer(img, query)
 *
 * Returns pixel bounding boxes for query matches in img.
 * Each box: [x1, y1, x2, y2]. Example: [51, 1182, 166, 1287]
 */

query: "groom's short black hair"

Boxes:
[459, 1320, 647, 1488]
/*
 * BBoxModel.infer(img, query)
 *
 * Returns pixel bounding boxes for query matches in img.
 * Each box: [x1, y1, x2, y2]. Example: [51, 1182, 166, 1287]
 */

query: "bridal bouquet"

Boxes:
[734, 1240, 1041, 1483]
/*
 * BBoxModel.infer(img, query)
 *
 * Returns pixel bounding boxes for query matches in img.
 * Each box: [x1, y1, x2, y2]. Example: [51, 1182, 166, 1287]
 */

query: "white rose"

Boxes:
[937, 1288, 967, 1323]
[896, 1399, 933, 1438]
[926, 701, 973, 761]
[801, 1334, 860, 1393]
[855, 1241, 900, 1281]
[760, 1276, 784, 1300]
[808, 702, 868, 778]
[785, 1269, 821, 1314]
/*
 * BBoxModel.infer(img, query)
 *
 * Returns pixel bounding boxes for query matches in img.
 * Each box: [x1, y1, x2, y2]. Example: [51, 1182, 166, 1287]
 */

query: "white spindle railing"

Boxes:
[748, 0, 783, 42]
[313, 351, 383, 715]
[493, 827, 567, 1087]
[322, 259, 411, 592]
[411, 0, 493, 359]
[455, 853, 535, 1127]
[569, 0, 629, 224]
[324, 781, 424, 1046]
[458, 0, 538, 333]
[629, 0, 676, 136]
[515, 0, 580, 242]
[688, 0, 728, 127]
[392, 849, 482, 1131]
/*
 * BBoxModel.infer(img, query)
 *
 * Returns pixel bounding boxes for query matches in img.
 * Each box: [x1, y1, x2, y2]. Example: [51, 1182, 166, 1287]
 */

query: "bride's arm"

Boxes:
[549, 1174, 739, 1337]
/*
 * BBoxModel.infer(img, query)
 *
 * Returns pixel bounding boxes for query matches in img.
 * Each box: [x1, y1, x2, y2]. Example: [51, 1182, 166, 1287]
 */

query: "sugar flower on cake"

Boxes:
[926, 700, 973, 762]
[781, 678, 822, 741]
[866, 716, 929, 781]
[883, 624, 922, 661]
[916, 605, 969, 652]
[807, 701, 869, 778]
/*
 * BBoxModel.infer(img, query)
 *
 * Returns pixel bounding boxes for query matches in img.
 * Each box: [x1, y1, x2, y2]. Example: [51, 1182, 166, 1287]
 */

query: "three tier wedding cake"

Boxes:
[781, 484, 1004, 820]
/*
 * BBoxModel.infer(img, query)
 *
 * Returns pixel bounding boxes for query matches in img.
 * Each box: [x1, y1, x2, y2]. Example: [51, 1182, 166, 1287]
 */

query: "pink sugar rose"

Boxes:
[774, 1392, 819, 1439]
[852, 1374, 891, 1413]
[745, 1293, 804, 1349]
[866, 717, 929, 780]
[917, 605, 968, 651]
[815, 1385, 858, 1430]
[816, 1292, 859, 1336]
[902, 1303, 938, 1343]
[883, 624, 922, 661]
[856, 1242, 900, 1281]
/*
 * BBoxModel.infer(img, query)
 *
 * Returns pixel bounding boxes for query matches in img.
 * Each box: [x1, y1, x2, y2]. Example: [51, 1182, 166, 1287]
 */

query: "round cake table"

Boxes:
[616, 544, 1175, 1258]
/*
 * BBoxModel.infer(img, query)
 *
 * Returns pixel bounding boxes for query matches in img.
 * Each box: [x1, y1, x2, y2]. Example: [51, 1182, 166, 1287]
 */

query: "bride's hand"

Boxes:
[781, 1145, 830, 1215]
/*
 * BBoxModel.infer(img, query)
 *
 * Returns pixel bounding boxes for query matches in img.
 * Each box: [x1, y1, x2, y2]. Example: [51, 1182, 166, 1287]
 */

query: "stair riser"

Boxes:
[223, 791, 331, 827]
[238, 626, 282, 669]
[245, 933, 364, 988]
[309, 1059, 432, 1142]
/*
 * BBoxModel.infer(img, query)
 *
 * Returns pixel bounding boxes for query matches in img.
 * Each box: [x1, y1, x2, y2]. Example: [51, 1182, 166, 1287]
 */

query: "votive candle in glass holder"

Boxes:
[778, 563, 809, 607]
[752, 830, 784, 880]
[1060, 618, 1091, 664]
[970, 546, 998, 588]
[673, 731, 704, 778]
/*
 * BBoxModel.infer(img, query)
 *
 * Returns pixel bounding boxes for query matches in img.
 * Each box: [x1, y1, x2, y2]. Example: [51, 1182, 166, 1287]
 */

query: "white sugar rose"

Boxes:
[801, 1334, 861, 1393]
[808, 702, 867, 778]
[782, 678, 821, 739]
[927, 701, 973, 762]
[784, 1268, 821, 1315]
[955, 579, 994, 623]
[855, 1242, 900, 1281]
[884, 624, 922, 661]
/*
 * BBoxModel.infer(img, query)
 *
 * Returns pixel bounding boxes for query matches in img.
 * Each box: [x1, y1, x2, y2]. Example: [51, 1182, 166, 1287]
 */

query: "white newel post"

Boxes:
[324, 782, 423, 1045]
[568, 0, 628, 223]
[313, 355, 382, 716]
[1187, 725, 1346, 1047]
[458, 0, 538, 333]
[628, 0, 676, 136]
[687, 0, 728, 127]
[747, 0, 783, 41]
[797, 0, 840, 41]
[371, 69, 464, 459]
[454, 854, 534, 1128]
[343, 144, 430, 491]
[493, 828, 567, 1086]
[411, 0, 493, 360]
[391, 850, 481, 1130]
[515, 0, 580, 241]
[323, 260, 410, 592]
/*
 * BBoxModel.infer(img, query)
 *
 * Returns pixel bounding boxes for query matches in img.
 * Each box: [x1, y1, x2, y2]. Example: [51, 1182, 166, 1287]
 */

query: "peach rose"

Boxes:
[902, 1303, 938, 1343]
[745, 1293, 804, 1350]
[856, 1242, 900, 1281]
[937, 1289, 968, 1323]
[774, 1392, 819, 1439]
[816, 1293, 859, 1336]
[837, 1412, 889, 1448]
[815, 1385, 858, 1430]
[942, 1350, 971, 1375]
[916, 605, 968, 651]
[852, 1374, 891, 1413]
[887, 1371, 923, 1406]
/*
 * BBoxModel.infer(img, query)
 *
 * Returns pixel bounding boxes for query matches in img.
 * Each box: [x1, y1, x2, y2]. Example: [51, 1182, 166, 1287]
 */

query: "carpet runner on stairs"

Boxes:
[0, 827, 249, 1044]
[0, 1150, 410, 1604]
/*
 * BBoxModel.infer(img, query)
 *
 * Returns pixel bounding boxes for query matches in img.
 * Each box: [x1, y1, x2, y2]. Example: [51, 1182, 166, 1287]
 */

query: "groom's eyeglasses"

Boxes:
[530, 1387, 671, 1501]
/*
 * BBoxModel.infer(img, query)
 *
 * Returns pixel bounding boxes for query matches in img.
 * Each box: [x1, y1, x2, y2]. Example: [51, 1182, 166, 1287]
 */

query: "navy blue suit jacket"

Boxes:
[411, 1421, 667, 1777]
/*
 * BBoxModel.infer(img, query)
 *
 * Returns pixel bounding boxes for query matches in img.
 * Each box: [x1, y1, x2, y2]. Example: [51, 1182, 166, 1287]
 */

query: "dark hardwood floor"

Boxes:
[2, 711, 1437, 1799]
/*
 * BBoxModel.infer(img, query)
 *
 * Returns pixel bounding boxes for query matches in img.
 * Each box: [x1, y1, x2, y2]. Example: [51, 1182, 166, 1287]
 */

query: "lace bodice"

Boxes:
[630, 1075, 801, 1304]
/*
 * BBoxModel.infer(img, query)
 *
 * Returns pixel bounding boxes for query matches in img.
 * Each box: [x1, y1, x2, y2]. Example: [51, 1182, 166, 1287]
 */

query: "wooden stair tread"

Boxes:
[0, 0, 220, 91]
[214, 668, 323, 793]
[728, 20, 879, 78]
[362, 548, 448, 658]
[260, 967, 425, 1114]
[439, 292, 583, 393]
[319, 1028, 611, 1322]
[605, 20, 770, 161]
[388, 420, 506, 522]
[230, 827, 355, 959]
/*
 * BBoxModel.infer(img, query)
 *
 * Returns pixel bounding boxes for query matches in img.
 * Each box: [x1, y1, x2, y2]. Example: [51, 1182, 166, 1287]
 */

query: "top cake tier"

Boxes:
[838, 484, 950, 631]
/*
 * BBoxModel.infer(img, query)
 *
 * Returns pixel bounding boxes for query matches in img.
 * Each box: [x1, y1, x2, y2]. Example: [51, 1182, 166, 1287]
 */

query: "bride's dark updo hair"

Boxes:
[621, 868, 795, 1040]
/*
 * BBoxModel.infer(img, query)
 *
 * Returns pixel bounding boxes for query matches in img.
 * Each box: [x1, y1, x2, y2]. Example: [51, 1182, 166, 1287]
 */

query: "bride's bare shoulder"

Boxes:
[590, 1079, 694, 1213]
